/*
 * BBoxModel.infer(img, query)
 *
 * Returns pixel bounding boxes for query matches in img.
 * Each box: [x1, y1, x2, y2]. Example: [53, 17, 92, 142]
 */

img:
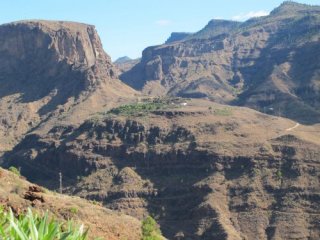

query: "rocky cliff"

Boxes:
[5, 99, 320, 239]
[0, 20, 135, 153]
[120, 2, 320, 124]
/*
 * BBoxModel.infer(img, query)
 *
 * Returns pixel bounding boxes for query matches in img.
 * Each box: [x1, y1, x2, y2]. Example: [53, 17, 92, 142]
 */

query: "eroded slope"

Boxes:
[5, 99, 320, 239]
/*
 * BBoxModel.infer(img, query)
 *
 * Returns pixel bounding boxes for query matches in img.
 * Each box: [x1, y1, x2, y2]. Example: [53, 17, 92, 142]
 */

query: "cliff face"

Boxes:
[120, 2, 320, 123]
[6, 99, 320, 239]
[0, 20, 116, 86]
[0, 20, 135, 153]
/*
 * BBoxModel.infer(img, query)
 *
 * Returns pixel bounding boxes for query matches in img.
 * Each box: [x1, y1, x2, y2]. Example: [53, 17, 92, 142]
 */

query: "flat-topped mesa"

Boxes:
[0, 20, 116, 82]
[0, 20, 135, 152]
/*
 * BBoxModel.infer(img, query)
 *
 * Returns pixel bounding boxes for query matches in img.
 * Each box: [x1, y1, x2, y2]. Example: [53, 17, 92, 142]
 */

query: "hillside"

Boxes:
[120, 1, 320, 124]
[0, 20, 136, 154]
[0, 167, 141, 239]
[4, 98, 320, 239]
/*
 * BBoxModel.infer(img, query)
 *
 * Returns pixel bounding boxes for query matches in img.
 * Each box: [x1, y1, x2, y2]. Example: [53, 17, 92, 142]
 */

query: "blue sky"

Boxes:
[1, 0, 319, 60]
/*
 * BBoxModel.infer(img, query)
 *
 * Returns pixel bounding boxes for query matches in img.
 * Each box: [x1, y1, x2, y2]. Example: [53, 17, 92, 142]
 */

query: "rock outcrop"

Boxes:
[120, 2, 320, 123]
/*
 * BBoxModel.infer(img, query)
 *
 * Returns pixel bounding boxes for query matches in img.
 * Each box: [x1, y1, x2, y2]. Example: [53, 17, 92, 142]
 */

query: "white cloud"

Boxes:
[232, 10, 269, 21]
[155, 19, 172, 27]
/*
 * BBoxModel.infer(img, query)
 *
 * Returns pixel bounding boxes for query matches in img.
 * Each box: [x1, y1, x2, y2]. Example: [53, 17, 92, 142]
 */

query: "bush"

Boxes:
[0, 207, 88, 240]
[108, 102, 167, 116]
[141, 216, 163, 240]
[213, 108, 233, 116]
[8, 166, 20, 176]
[69, 207, 79, 214]
[276, 170, 283, 179]
[106, 98, 184, 117]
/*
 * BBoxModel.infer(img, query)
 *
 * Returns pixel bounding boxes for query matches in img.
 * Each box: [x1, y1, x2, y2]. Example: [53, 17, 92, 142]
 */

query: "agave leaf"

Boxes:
[8, 209, 28, 240]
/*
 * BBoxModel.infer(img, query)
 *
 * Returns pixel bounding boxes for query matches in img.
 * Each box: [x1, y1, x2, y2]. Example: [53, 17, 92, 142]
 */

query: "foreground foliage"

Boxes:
[141, 216, 163, 240]
[0, 207, 88, 240]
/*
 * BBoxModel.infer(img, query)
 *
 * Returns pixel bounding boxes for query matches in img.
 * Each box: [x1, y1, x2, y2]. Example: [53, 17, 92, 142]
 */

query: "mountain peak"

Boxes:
[271, 1, 320, 15]
[114, 56, 132, 64]
[190, 19, 241, 39]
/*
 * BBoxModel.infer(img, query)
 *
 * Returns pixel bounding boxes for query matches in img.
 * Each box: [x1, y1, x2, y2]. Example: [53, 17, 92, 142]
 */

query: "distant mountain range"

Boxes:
[120, 1, 320, 123]
[114, 56, 133, 64]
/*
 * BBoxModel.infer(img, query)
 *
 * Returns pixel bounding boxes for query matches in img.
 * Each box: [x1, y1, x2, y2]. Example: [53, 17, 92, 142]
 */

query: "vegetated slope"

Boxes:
[0, 167, 141, 240]
[6, 98, 320, 239]
[0, 20, 136, 154]
[120, 1, 320, 124]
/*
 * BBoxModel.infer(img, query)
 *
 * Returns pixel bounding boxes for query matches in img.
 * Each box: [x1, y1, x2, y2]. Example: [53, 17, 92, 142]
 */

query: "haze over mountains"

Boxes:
[0, 1, 320, 240]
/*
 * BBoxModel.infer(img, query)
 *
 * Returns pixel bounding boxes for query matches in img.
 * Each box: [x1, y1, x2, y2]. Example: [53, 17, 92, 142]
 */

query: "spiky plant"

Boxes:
[0, 207, 88, 240]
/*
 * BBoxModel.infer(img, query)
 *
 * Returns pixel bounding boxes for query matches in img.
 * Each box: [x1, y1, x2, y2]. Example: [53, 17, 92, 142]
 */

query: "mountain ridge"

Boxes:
[120, 1, 320, 124]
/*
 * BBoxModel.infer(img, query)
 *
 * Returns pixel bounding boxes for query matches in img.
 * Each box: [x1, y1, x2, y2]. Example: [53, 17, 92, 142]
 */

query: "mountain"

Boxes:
[5, 98, 320, 239]
[120, 2, 320, 124]
[0, 20, 136, 154]
[187, 19, 241, 40]
[114, 56, 132, 64]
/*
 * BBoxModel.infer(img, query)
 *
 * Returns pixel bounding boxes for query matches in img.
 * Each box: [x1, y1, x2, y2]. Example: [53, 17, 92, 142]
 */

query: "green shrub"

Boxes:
[8, 166, 20, 176]
[276, 170, 283, 179]
[0, 207, 88, 240]
[108, 102, 167, 116]
[106, 98, 184, 117]
[213, 108, 233, 116]
[141, 216, 163, 240]
[69, 207, 79, 215]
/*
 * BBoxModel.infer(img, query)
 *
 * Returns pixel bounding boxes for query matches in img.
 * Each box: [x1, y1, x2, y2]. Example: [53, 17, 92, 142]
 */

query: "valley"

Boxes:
[0, 1, 319, 240]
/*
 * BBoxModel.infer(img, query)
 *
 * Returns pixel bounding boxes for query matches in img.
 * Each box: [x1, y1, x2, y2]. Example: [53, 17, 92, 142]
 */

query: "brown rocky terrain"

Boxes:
[120, 2, 320, 124]
[0, 20, 136, 154]
[5, 98, 320, 239]
[0, 167, 141, 239]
